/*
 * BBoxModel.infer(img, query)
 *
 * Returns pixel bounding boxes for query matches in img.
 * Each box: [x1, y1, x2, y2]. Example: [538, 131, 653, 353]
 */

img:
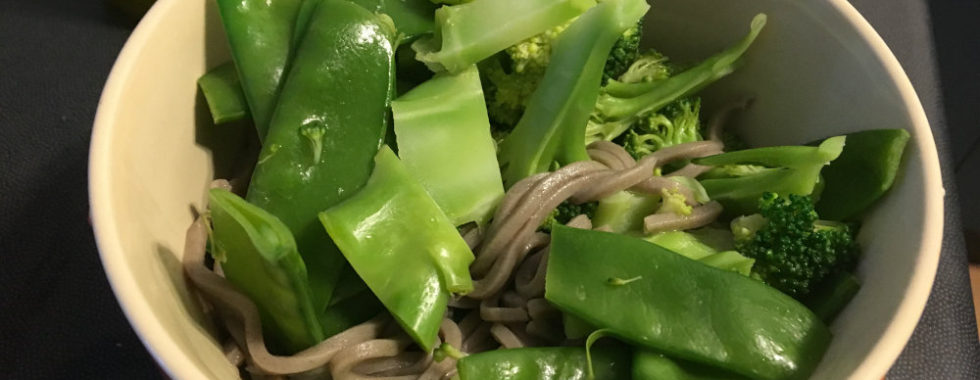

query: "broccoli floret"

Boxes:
[481, 21, 644, 129]
[589, 15, 765, 139]
[541, 201, 599, 231]
[583, 14, 765, 156]
[496, 0, 649, 186]
[602, 21, 642, 84]
[609, 97, 702, 159]
[656, 187, 693, 216]
[732, 193, 859, 299]
[694, 136, 845, 216]
[614, 49, 672, 85]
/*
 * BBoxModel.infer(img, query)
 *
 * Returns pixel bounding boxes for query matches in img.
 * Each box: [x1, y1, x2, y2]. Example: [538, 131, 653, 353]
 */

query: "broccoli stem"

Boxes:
[594, 14, 767, 121]
[413, 0, 596, 73]
[392, 66, 505, 226]
[696, 136, 846, 216]
[497, 0, 649, 186]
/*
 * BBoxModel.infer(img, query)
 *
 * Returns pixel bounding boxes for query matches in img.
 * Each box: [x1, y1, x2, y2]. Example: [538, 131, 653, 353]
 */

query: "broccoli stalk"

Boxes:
[644, 229, 755, 276]
[694, 136, 846, 216]
[412, 0, 596, 73]
[391, 66, 505, 227]
[583, 14, 765, 154]
[731, 193, 859, 298]
[593, 14, 767, 121]
[481, 21, 643, 129]
[497, 0, 649, 186]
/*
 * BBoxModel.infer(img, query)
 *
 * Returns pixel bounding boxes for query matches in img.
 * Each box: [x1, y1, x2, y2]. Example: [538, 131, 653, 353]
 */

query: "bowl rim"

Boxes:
[88, 0, 945, 379]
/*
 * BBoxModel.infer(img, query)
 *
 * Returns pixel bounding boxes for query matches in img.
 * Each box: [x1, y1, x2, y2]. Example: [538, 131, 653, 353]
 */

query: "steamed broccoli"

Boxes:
[732, 193, 859, 299]
[611, 97, 702, 159]
[496, 0, 649, 186]
[541, 201, 599, 231]
[694, 136, 846, 216]
[482, 21, 643, 128]
[582, 14, 765, 156]
[587, 14, 766, 143]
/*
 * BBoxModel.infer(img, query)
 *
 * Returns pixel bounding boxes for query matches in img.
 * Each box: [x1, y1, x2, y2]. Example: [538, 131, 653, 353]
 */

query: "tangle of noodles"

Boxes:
[183, 138, 731, 378]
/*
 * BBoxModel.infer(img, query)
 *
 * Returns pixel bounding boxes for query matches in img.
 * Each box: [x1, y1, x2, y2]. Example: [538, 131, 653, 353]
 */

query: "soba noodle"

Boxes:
[183, 139, 726, 378]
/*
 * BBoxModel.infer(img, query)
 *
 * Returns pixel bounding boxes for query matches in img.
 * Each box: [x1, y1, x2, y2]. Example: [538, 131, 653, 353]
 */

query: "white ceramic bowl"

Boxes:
[90, 0, 945, 378]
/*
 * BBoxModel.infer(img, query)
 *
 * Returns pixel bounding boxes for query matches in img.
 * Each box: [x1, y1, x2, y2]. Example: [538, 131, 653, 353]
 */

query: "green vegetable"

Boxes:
[546, 225, 831, 380]
[612, 97, 703, 159]
[602, 21, 643, 84]
[215, 0, 306, 138]
[542, 201, 599, 231]
[412, 0, 596, 73]
[732, 193, 859, 298]
[815, 129, 910, 220]
[497, 0, 649, 186]
[593, 191, 659, 234]
[804, 272, 862, 323]
[695, 136, 846, 216]
[481, 21, 643, 128]
[392, 65, 504, 226]
[645, 231, 754, 276]
[319, 146, 475, 351]
[197, 62, 249, 124]
[633, 351, 748, 380]
[350, 0, 439, 40]
[208, 188, 324, 354]
[588, 14, 766, 143]
[246, 0, 398, 314]
[611, 50, 673, 88]
[318, 288, 384, 336]
[456, 346, 632, 380]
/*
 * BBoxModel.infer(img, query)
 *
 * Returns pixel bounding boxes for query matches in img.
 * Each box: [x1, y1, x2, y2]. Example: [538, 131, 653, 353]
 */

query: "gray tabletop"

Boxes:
[0, 0, 976, 378]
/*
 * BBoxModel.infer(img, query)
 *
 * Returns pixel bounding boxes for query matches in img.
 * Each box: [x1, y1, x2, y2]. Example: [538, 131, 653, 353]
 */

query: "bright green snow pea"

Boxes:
[392, 65, 504, 226]
[497, 0, 649, 186]
[351, 0, 438, 40]
[319, 146, 475, 351]
[208, 188, 324, 354]
[633, 351, 748, 380]
[197, 62, 249, 125]
[815, 129, 910, 221]
[246, 0, 398, 315]
[456, 346, 632, 380]
[413, 0, 596, 73]
[546, 225, 831, 380]
[215, 0, 307, 138]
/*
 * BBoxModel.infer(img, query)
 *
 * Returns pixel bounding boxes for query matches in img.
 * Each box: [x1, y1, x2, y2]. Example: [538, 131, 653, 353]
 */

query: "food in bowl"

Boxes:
[182, 0, 911, 378]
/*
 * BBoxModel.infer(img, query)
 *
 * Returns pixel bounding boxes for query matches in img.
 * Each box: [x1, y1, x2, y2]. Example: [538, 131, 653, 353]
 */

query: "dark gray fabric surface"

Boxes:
[848, 0, 980, 379]
[0, 0, 975, 379]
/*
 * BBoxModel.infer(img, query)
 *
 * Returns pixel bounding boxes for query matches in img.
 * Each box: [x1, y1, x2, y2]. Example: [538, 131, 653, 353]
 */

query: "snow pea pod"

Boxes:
[546, 225, 831, 380]
[208, 188, 324, 354]
[633, 351, 748, 380]
[456, 346, 631, 380]
[216, 0, 306, 138]
[319, 146, 474, 351]
[198, 62, 249, 124]
[246, 0, 398, 315]
[815, 128, 910, 221]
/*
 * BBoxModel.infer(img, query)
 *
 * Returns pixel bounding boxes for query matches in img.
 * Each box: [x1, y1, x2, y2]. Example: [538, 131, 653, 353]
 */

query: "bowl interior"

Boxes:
[90, 0, 943, 378]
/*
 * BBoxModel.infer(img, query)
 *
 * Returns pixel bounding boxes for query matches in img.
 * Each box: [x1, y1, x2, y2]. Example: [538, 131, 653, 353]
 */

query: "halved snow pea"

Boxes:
[319, 146, 474, 351]
[208, 188, 323, 354]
